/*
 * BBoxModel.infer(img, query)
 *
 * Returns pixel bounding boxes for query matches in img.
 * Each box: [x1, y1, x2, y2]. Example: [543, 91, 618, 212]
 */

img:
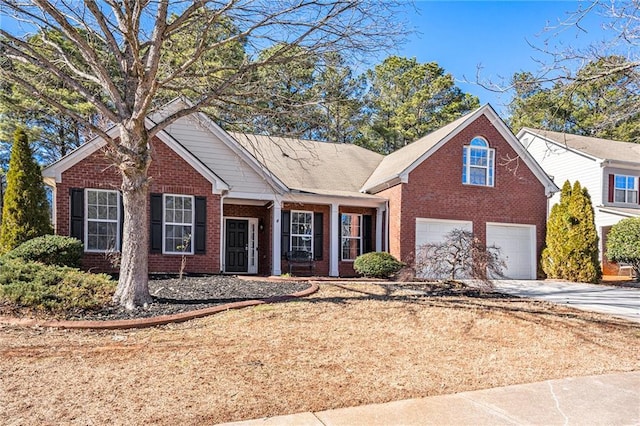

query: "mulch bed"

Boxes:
[4, 275, 311, 322]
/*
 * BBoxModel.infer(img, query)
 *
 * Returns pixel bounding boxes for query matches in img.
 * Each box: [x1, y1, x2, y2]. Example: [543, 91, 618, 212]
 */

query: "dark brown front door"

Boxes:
[226, 219, 248, 273]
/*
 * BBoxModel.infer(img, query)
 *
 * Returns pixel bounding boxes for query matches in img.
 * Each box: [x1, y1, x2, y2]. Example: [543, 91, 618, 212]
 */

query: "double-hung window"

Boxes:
[290, 211, 313, 253]
[341, 213, 362, 261]
[614, 175, 638, 204]
[463, 137, 495, 187]
[85, 189, 119, 252]
[164, 194, 194, 254]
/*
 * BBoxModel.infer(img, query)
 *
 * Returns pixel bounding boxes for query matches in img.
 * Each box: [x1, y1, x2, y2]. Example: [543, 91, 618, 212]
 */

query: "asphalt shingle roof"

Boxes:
[230, 133, 384, 197]
[522, 128, 640, 163]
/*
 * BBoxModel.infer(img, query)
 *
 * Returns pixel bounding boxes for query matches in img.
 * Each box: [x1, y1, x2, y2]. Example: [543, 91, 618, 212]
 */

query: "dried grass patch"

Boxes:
[1, 282, 638, 425]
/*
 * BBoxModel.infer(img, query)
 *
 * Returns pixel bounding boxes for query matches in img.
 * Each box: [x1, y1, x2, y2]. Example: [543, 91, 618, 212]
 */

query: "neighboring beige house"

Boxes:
[518, 128, 640, 275]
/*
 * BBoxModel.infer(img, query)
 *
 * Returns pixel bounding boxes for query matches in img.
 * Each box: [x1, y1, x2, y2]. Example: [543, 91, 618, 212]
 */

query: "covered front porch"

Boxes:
[220, 193, 387, 277]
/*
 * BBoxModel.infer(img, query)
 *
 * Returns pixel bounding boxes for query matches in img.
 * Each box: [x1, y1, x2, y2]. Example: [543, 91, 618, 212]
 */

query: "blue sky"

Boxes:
[396, 1, 611, 115]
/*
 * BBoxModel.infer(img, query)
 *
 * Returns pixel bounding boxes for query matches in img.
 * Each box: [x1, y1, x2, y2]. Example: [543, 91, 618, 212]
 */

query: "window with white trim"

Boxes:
[163, 194, 194, 254]
[463, 137, 495, 186]
[341, 213, 362, 261]
[614, 175, 638, 204]
[290, 211, 313, 253]
[85, 189, 119, 252]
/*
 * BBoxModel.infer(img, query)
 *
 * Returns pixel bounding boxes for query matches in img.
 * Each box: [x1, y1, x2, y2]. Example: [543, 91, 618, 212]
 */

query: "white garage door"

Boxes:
[415, 219, 473, 278]
[486, 223, 536, 279]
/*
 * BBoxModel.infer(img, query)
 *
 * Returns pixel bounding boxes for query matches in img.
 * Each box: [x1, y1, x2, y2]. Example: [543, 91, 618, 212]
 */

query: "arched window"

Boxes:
[462, 137, 495, 186]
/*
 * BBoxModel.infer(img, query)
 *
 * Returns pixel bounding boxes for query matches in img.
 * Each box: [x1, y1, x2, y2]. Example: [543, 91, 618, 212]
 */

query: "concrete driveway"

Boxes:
[491, 280, 640, 323]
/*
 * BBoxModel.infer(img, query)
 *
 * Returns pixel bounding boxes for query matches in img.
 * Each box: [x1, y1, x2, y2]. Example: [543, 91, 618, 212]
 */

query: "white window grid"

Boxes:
[290, 210, 313, 254]
[163, 194, 194, 254]
[463, 137, 495, 187]
[341, 213, 362, 261]
[85, 189, 120, 252]
[614, 175, 638, 204]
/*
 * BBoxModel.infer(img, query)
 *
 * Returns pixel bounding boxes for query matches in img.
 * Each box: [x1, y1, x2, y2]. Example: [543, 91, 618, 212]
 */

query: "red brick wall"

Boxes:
[388, 115, 548, 274]
[55, 137, 221, 274]
[377, 185, 402, 261]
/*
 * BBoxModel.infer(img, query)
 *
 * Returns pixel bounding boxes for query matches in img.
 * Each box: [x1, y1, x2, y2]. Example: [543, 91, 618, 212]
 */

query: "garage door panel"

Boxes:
[415, 219, 473, 279]
[486, 223, 536, 280]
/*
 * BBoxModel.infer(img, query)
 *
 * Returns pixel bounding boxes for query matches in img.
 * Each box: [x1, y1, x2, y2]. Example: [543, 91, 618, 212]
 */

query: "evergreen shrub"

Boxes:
[3, 235, 83, 267]
[0, 258, 115, 313]
[606, 217, 640, 282]
[0, 127, 52, 252]
[354, 252, 404, 278]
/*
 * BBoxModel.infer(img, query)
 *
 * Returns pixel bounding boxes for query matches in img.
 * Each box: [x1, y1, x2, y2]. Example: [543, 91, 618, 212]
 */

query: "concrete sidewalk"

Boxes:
[220, 371, 640, 425]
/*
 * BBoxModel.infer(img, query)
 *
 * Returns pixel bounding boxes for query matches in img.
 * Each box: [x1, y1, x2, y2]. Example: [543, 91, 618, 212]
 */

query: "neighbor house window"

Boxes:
[614, 175, 638, 204]
[291, 211, 313, 253]
[164, 194, 194, 254]
[463, 137, 495, 186]
[85, 189, 119, 252]
[341, 213, 362, 261]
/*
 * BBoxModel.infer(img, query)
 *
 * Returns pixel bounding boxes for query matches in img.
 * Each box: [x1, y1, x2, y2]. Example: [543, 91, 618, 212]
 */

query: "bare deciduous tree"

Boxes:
[415, 229, 506, 282]
[0, 0, 404, 309]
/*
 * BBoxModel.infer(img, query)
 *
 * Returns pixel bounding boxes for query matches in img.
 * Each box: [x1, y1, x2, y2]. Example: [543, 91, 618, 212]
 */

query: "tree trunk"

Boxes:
[112, 123, 152, 309]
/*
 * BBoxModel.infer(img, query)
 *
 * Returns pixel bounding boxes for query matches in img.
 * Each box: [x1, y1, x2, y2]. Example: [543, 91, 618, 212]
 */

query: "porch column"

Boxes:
[272, 201, 282, 276]
[376, 206, 384, 252]
[330, 203, 339, 277]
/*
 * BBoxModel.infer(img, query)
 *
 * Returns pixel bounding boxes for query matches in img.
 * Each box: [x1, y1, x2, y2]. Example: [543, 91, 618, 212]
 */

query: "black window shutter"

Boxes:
[194, 196, 206, 254]
[362, 215, 373, 254]
[314, 212, 323, 260]
[281, 210, 290, 257]
[150, 194, 163, 253]
[69, 188, 84, 242]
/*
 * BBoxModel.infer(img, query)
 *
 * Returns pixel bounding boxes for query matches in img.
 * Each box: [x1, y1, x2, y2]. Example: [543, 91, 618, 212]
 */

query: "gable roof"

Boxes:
[518, 128, 640, 165]
[231, 133, 384, 199]
[42, 118, 230, 194]
[362, 104, 558, 196]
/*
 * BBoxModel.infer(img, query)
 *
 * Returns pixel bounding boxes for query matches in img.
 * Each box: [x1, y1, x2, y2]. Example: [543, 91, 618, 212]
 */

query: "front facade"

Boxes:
[518, 128, 640, 275]
[43, 102, 556, 279]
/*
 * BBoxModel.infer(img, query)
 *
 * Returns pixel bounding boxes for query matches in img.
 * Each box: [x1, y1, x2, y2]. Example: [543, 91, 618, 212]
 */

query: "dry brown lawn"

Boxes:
[1, 282, 639, 425]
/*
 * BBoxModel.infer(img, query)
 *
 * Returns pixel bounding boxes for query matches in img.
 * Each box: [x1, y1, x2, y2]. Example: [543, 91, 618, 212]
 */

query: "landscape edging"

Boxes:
[0, 282, 319, 330]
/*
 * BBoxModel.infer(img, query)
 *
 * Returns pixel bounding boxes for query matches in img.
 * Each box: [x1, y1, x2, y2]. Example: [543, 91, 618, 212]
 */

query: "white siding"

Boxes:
[165, 117, 275, 195]
[521, 133, 602, 210]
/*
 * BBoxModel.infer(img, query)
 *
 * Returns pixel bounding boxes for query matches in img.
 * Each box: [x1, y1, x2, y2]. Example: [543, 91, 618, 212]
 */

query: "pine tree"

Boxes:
[542, 180, 601, 283]
[0, 127, 52, 252]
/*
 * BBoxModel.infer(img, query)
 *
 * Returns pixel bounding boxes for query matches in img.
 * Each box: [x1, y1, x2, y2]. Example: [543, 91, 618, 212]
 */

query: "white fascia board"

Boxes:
[482, 108, 560, 196]
[601, 159, 640, 171]
[401, 105, 491, 180]
[361, 176, 403, 194]
[193, 111, 289, 193]
[517, 128, 602, 163]
[597, 207, 640, 218]
[282, 192, 387, 208]
[42, 127, 116, 183]
[224, 191, 279, 201]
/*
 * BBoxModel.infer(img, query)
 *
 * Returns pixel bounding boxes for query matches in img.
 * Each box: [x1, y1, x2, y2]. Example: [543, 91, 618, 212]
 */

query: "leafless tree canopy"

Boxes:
[0, 0, 406, 309]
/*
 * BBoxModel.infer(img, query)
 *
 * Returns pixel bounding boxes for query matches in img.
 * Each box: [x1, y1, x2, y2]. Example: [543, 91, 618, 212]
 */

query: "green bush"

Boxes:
[606, 217, 640, 282]
[0, 258, 115, 313]
[354, 252, 404, 278]
[3, 235, 83, 267]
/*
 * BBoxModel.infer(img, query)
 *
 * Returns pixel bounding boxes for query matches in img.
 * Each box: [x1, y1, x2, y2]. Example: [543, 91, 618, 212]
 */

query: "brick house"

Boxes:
[43, 101, 557, 279]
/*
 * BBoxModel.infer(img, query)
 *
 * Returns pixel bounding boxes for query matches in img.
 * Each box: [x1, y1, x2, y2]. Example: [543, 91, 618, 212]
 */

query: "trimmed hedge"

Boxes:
[0, 258, 115, 313]
[354, 252, 404, 278]
[3, 235, 83, 267]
